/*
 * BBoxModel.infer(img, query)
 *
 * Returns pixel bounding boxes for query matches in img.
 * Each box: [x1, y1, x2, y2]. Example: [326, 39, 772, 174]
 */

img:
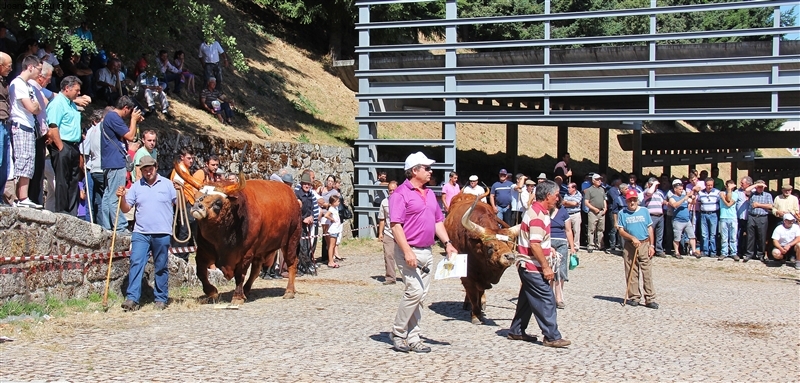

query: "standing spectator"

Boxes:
[132, 130, 157, 181]
[549, 197, 575, 310]
[27, 61, 53, 208]
[669, 179, 698, 259]
[490, 169, 514, 226]
[511, 173, 527, 224]
[199, 38, 228, 88]
[0, 52, 11, 203]
[584, 173, 607, 253]
[743, 180, 773, 262]
[9, 55, 42, 208]
[156, 50, 182, 95]
[441, 171, 460, 214]
[660, 174, 675, 254]
[628, 174, 643, 193]
[735, 177, 752, 257]
[192, 154, 222, 184]
[295, 172, 318, 270]
[607, 181, 627, 252]
[45, 76, 86, 215]
[319, 174, 340, 264]
[772, 184, 799, 219]
[718, 180, 739, 261]
[82, 109, 105, 221]
[509, 180, 571, 347]
[389, 152, 457, 353]
[553, 153, 572, 181]
[520, 179, 535, 211]
[35, 43, 63, 90]
[377, 181, 399, 285]
[99, 96, 142, 232]
[373, 170, 388, 206]
[463, 175, 486, 202]
[323, 194, 342, 269]
[117, 156, 177, 312]
[771, 214, 799, 267]
[617, 188, 658, 309]
[173, 51, 196, 95]
[641, 177, 667, 257]
[711, 167, 725, 191]
[562, 182, 582, 250]
[697, 177, 721, 257]
[200, 77, 233, 125]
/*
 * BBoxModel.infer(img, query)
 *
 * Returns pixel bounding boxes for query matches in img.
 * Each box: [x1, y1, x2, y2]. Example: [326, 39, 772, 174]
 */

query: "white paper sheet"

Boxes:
[434, 253, 468, 280]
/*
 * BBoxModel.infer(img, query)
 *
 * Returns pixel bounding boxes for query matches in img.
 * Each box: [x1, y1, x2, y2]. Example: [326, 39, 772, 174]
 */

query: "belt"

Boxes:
[750, 214, 768, 217]
[700, 211, 717, 214]
[204, 62, 219, 65]
[650, 213, 663, 216]
[568, 211, 581, 214]
[410, 246, 431, 251]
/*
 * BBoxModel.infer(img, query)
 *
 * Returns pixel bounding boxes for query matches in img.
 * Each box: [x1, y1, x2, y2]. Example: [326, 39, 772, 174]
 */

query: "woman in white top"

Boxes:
[324, 194, 342, 268]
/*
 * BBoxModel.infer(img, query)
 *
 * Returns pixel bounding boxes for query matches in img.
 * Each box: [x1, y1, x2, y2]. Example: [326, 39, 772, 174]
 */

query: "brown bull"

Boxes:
[174, 163, 301, 304]
[444, 192, 520, 324]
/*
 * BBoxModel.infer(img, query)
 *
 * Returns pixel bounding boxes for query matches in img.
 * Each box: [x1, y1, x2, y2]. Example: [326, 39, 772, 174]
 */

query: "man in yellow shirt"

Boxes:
[772, 184, 799, 219]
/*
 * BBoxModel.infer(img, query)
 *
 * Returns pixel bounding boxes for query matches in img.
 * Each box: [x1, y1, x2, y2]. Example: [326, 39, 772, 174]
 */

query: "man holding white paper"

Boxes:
[389, 152, 458, 354]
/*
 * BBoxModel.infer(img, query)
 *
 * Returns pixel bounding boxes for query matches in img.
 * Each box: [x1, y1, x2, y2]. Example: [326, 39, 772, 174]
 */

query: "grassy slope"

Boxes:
[140, 0, 791, 184]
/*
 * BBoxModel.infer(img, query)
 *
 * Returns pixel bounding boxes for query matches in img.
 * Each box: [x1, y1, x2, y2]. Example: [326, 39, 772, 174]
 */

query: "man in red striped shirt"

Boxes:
[508, 180, 571, 348]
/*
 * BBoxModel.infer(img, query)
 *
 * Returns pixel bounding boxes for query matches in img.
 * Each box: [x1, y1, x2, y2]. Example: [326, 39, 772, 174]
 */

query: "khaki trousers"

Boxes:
[587, 211, 605, 249]
[623, 241, 656, 303]
[381, 234, 398, 282]
[392, 245, 432, 344]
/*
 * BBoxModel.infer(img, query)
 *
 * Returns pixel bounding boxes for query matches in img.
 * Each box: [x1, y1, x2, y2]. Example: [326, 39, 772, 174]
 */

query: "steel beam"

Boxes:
[619, 131, 800, 151]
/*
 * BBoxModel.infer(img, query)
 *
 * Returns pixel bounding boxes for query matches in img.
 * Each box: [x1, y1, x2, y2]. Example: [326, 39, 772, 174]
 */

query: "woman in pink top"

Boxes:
[441, 171, 460, 214]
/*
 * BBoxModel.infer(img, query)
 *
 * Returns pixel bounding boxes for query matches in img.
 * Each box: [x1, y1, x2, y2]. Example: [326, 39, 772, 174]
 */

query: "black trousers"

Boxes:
[745, 215, 768, 258]
[49, 142, 81, 215]
[29, 136, 47, 205]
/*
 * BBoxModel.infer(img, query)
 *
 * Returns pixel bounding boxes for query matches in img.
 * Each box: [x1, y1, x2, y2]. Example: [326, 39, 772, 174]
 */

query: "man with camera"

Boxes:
[389, 152, 457, 354]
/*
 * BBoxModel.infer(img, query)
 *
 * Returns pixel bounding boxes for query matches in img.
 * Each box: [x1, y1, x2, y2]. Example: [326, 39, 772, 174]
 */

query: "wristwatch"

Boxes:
[444, 240, 452, 246]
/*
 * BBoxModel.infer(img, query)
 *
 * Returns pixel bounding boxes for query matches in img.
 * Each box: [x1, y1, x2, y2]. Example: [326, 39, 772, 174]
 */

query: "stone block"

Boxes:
[0, 207, 19, 228]
[16, 208, 59, 225]
[54, 216, 109, 248]
[0, 271, 27, 299]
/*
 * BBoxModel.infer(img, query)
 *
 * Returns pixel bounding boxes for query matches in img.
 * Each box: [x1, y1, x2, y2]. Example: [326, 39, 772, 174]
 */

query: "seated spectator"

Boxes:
[134, 53, 149, 77]
[200, 77, 233, 124]
[60, 52, 93, 98]
[156, 49, 182, 95]
[96, 58, 126, 106]
[771, 214, 800, 268]
[173, 51, 196, 95]
[133, 72, 171, 118]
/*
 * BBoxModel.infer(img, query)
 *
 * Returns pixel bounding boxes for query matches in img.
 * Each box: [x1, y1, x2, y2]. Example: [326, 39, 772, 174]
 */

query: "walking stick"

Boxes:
[622, 243, 639, 307]
[102, 195, 123, 311]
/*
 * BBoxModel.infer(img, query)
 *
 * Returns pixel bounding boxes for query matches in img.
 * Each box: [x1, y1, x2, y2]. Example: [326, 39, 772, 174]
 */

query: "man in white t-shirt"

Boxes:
[463, 175, 486, 202]
[771, 213, 800, 268]
[199, 38, 229, 87]
[8, 55, 43, 208]
[377, 181, 399, 285]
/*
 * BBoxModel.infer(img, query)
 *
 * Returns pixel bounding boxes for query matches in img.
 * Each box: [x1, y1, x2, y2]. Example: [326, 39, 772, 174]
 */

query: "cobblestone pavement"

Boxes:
[1, 244, 798, 382]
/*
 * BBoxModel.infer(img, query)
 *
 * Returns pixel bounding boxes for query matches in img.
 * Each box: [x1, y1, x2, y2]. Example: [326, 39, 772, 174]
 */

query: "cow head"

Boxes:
[461, 193, 521, 268]
[173, 160, 246, 221]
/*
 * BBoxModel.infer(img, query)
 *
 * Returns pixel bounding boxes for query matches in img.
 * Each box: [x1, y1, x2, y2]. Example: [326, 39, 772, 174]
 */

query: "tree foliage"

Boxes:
[5, 0, 248, 72]
[689, 119, 787, 133]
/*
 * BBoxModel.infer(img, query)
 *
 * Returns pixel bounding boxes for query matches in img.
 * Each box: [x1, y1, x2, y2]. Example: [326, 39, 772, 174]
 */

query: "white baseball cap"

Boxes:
[404, 152, 435, 170]
[591, 173, 602, 180]
[783, 213, 796, 221]
[469, 175, 478, 181]
[672, 179, 682, 186]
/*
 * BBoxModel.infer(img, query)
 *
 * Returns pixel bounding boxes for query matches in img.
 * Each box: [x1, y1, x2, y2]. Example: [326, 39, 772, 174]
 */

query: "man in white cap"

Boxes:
[389, 151, 457, 353]
[771, 214, 800, 268]
[462, 174, 486, 202]
[584, 173, 607, 252]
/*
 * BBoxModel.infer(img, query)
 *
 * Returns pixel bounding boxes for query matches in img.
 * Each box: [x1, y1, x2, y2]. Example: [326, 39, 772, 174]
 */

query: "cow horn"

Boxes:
[173, 160, 203, 190]
[461, 193, 487, 237]
[506, 224, 521, 242]
[221, 171, 246, 195]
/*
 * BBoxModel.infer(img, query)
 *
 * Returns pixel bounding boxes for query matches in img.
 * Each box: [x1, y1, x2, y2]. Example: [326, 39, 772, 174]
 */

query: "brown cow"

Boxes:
[174, 164, 301, 304]
[444, 192, 520, 324]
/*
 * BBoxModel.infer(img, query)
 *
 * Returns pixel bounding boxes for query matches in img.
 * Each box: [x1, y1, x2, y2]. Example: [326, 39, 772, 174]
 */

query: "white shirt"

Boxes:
[36, 48, 59, 66]
[199, 41, 225, 63]
[463, 185, 487, 203]
[9, 76, 36, 128]
[772, 223, 800, 247]
[97, 67, 119, 87]
[82, 123, 103, 173]
[158, 59, 180, 75]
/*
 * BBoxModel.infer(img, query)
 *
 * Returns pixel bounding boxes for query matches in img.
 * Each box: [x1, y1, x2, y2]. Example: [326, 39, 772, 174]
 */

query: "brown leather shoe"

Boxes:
[543, 338, 571, 348]
[507, 332, 538, 342]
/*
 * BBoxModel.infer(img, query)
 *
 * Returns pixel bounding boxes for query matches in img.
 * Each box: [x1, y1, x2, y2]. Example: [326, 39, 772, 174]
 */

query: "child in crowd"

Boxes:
[324, 195, 342, 268]
[77, 179, 89, 222]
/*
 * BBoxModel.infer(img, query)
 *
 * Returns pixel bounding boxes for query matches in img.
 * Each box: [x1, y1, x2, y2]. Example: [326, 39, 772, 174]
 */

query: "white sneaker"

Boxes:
[17, 199, 43, 209]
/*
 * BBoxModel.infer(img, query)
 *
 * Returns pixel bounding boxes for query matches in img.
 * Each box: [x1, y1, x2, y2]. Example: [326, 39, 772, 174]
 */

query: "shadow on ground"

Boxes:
[592, 295, 625, 305]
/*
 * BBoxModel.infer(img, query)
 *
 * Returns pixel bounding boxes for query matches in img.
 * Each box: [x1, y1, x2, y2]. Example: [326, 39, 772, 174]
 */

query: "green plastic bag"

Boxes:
[569, 253, 579, 270]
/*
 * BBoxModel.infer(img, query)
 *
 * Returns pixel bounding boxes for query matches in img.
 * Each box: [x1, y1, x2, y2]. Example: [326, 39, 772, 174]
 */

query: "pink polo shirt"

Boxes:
[389, 179, 444, 248]
[442, 182, 460, 208]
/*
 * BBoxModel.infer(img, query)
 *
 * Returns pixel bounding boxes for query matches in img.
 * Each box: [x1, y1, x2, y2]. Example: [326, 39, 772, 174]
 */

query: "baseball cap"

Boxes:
[672, 179, 682, 186]
[137, 155, 156, 168]
[591, 173, 602, 180]
[404, 152, 435, 171]
[468, 175, 478, 181]
[783, 213, 796, 221]
[499, 169, 508, 175]
[625, 189, 638, 200]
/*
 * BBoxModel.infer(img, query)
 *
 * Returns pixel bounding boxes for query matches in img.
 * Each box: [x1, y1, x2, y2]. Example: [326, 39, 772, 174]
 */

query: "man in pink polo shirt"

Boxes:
[389, 151, 458, 354]
[441, 171, 460, 214]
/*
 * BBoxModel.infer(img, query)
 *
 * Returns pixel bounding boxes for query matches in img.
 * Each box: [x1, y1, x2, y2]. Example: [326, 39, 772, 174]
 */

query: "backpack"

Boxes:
[339, 198, 353, 221]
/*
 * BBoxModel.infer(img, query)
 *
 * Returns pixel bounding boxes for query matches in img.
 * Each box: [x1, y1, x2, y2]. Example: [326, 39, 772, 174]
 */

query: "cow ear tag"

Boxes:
[495, 234, 509, 242]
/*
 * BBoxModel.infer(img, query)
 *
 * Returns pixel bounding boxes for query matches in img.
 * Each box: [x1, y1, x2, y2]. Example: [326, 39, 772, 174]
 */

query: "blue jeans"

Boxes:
[509, 267, 562, 341]
[496, 205, 512, 226]
[126, 233, 171, 303]
[700, 212, 718, 255]
[719, 218, 738, 257]
[0, 122, 9, 194]
[99, 168, 128, 231]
